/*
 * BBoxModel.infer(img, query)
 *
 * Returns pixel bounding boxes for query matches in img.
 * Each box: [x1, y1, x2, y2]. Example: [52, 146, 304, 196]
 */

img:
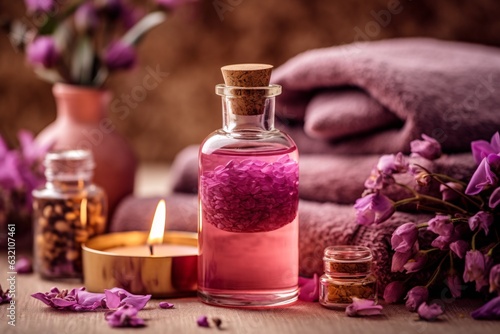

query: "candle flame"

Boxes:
[147, 200, 166, 246]
[80, 198, 87, 227]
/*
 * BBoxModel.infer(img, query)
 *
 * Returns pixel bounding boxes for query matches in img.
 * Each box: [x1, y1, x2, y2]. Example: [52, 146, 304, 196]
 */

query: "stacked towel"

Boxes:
[111, 38, 499, 291]
[272, 38, 500, 155]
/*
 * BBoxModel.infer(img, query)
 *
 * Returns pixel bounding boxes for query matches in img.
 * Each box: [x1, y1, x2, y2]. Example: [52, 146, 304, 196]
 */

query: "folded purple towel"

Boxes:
[272, 38, 500, 154]
[110, 194, 431, 291]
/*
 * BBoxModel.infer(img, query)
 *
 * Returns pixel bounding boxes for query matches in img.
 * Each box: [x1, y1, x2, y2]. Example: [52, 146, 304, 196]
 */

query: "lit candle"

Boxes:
[105, 200, 197, 257]
[82, 200, 198, 297]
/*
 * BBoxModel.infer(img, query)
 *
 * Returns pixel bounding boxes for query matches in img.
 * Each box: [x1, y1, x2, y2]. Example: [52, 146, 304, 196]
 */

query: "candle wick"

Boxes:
[149, 244, 154, 256]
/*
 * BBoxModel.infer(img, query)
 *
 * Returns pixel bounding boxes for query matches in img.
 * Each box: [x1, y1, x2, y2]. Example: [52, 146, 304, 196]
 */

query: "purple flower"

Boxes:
[105, 304, 145, 328]
[104, 288, 151, 310]
[471, 132, 500, 165]
[75, 3, 99, 33]
[159, 301, 174, 309]
[31, 287, 104, 311]
[15, 256, 33, 274]
[0, 285, 11, 304]
[354, 193, 394, 225]
[489, 264, 500, 294]
[410, 134, 442, 160]
[427, 215, 453, 236]
[298, 274, 319, 302]
[364, 168, 394, 190]
[197, 315, 210, 327]
[471, 296, 500, 320]
[489, 187, 500, 208]
[463, 250, 491, 291]
[446, 274, 463, 298]
[417, 302, 444, 321]
[345, 298, 383, 317]
[468, 211, 494, 235]
[403, 252, 427, 273]
[24, 0, 54, 13]
[465, 153, 500, 195]
[383, 281, 405, 304]
[439, 182, 464, 202]
[449, 240, 468, 259]
[376, 153, 408, 175]
[391, 249, 414, 272]
[104, 41, 137, 70]
[405, 286, 428, 312]
[26, 36, 60, 68]
[391, 223, 419, 253]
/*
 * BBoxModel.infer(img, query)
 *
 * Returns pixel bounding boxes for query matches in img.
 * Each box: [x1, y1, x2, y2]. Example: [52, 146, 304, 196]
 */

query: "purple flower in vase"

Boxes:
[383, 281, 405, 304]
[405, 286, 428, 312]
[345, 298, 383, 317]
[105, 304, 145, 328]
[104, 41, 137, 70]
[471, 132, 500, 165]
[489, 187, 500, 208]
[403, 251, 427, 273]
[439, 182, 464, 202]
[471, 296, 500, 320]
[75, 3, 99, 33]
[489, 264, 500, 293]
[410, 134, 442, 160]
[298, 274, 319, 302]
[449, 240, 468, 259]
[0, 152, 23, 190]
[417, 302, 444, 321]
[26, 36, 60, 68]
[354, 193, 394, 225]
[468, 211, 494, 235]
[463, 250, 491, 291]
[391, 223, 419, 253]
[465, 153, 500, 195]
[24, 0, 54, 13]
[446, 274, 463, 298]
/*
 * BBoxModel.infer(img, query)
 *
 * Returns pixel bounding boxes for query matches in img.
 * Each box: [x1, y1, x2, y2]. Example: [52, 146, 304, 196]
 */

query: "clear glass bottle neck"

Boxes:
[222, 96, 275, 133]
[44, 150, 95, 191]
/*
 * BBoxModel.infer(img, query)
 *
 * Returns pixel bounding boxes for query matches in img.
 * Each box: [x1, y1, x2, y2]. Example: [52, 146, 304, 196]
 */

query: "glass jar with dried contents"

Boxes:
[32, 150, 107, 279]
[319, 245, 377, 309]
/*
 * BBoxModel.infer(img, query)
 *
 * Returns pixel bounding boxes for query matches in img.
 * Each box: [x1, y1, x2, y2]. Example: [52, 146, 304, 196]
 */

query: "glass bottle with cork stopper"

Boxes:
[32, 149, 107, 279]
[198, 64, 299, 307]
[319, 245, 377, 309]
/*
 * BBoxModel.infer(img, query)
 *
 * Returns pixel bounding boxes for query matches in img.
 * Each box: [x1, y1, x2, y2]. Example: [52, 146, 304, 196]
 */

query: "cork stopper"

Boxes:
[221, 64, 273, 115]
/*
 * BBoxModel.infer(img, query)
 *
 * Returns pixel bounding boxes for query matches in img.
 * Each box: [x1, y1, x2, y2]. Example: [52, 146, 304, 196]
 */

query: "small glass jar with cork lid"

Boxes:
[32, 150, 107, 279]
[319, 245, 377, 309]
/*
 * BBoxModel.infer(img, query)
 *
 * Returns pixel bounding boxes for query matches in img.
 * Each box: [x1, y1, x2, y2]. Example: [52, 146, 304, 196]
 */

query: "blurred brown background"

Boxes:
[1, 0, 500, 162]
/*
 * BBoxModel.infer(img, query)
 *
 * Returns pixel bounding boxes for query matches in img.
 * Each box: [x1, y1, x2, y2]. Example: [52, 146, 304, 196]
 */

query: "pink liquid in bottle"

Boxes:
[198, 146, 299, 307]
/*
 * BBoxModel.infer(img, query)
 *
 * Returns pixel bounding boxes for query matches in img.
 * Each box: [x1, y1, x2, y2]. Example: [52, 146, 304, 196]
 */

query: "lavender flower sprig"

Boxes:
[355, 132, 500, 320]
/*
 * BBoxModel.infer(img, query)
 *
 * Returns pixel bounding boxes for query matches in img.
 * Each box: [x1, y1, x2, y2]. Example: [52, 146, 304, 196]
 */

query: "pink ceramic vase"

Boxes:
[36, 83, 137, 220]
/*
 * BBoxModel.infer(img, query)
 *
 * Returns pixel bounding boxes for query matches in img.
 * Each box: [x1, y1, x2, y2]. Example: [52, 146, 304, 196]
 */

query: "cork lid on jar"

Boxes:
[220, 64, 273, 116]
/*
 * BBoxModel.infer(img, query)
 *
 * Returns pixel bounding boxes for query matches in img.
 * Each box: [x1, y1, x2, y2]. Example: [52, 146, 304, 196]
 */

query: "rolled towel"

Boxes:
[167, 145, 476, 204]
[111, 193, 431, 292]
[272, 38, 500, 153]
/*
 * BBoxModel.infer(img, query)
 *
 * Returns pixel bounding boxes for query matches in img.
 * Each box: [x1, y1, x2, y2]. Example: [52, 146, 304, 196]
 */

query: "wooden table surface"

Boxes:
[0, 272, 499, 334]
